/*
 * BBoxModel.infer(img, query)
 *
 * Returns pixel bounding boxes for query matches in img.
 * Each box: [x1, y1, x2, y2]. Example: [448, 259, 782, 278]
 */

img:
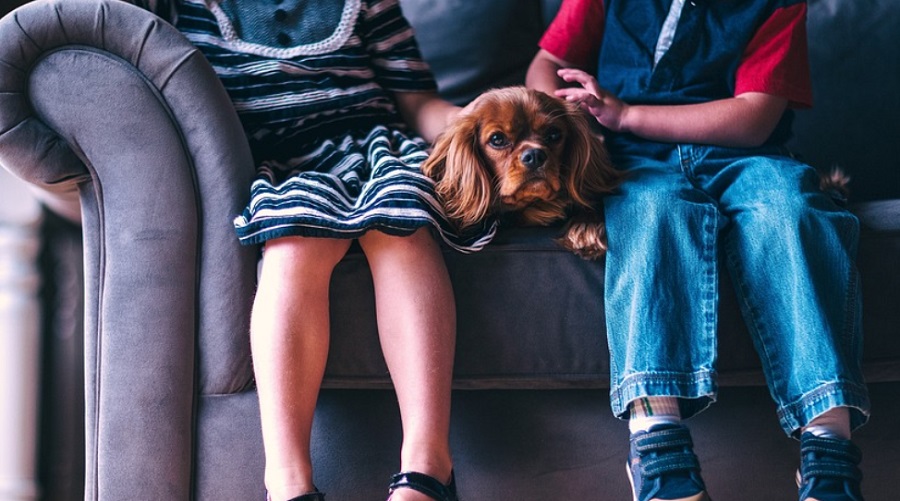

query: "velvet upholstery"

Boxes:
[0, 0, 897, 499]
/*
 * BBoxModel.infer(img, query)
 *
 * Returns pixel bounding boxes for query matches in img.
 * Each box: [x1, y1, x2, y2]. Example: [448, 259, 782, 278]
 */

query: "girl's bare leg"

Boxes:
[251, 236, 352, 501]
[359, 228, 456, 501]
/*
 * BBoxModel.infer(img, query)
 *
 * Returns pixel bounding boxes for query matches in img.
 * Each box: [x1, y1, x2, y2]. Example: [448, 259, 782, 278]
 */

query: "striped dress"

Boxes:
[142, 0, 496, 251]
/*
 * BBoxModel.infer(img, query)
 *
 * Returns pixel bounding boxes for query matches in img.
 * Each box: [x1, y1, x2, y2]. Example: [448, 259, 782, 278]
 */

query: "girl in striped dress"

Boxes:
[135, 1, 477, 500]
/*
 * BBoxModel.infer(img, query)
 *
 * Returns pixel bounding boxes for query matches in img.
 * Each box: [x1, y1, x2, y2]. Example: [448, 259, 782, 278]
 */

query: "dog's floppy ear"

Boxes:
[562, 105, 622, 209]
[422, 113, 494, 230]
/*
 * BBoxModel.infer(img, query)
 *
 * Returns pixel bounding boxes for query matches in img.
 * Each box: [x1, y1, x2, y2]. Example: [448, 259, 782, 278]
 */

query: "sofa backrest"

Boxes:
[400, 0, 561, 104]
[401, 0, 899, 203]
[787, 0, 899, 203]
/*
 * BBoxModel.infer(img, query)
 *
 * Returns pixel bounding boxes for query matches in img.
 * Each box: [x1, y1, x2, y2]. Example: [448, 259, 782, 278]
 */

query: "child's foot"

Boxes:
[627, 424, 710, 501]
[797, 432, 864, 501]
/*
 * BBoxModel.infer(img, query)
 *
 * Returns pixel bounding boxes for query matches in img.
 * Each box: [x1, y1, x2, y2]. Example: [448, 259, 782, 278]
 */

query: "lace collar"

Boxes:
[204, 0, 361, 57]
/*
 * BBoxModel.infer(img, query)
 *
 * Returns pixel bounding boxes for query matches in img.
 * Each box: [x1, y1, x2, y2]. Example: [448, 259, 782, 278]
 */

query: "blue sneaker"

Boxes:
[627, 424, 710, 501]
[797, 432, 864, 501]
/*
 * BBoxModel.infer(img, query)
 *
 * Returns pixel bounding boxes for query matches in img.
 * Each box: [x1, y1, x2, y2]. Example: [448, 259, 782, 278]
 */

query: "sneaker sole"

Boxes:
[626, 463, 712, 501]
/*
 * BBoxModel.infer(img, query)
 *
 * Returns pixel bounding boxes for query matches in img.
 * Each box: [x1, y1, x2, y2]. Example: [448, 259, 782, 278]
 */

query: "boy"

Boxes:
[527, 1, 869, 500]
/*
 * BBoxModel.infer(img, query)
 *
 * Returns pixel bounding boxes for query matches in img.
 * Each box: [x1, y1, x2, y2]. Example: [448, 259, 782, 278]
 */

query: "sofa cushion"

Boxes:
[853, 199, 900, 379]
[787, 0, 900, 203]
[399, 0, 553, 105]
[326, 226, 612, 390]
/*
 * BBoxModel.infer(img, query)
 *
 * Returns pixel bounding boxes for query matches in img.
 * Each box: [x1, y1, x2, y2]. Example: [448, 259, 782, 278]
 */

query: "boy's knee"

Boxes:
[607, 183, 711, 229]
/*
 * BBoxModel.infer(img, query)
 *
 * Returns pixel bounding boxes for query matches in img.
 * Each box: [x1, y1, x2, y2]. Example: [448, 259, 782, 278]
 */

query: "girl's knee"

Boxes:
[262, 236, 351, 275]
[359, 227, 437, 254]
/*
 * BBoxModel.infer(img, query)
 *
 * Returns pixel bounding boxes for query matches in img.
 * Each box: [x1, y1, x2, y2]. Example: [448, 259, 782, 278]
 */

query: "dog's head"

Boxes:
[422, 86, 621, 230]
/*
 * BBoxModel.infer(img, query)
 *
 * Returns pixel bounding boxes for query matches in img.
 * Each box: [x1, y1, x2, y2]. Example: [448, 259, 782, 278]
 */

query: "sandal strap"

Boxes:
[389, 471, 457, 501]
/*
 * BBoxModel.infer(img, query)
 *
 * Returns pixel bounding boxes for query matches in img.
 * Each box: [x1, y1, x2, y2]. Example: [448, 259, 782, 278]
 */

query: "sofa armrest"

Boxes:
[0, 0, 259, 497]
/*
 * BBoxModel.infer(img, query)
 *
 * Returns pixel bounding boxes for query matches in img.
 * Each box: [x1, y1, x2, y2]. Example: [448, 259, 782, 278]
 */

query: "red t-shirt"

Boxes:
[539, 0, 812, 108]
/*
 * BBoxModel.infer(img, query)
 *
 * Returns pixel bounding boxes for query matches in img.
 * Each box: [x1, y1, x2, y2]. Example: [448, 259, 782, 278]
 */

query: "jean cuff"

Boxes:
[610, 370, 718, 420]
[778, 381, 871, 437]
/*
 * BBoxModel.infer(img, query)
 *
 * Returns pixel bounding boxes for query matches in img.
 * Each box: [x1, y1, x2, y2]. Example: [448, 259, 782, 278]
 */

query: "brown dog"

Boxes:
[422, 86, 623, 259]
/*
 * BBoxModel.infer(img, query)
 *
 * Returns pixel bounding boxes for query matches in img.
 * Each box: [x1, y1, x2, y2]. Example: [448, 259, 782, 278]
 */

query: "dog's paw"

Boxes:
[557, 221, 607, 260]
[820, 165, 850, 206]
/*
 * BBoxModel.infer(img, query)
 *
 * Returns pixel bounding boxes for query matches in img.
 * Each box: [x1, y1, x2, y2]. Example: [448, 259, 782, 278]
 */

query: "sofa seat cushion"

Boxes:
[316, 197, 900, 391]
[324, 225, 610, 390]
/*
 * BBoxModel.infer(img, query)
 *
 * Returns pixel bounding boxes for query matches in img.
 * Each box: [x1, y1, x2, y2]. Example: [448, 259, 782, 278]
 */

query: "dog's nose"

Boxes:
[520, 148, 547, 170]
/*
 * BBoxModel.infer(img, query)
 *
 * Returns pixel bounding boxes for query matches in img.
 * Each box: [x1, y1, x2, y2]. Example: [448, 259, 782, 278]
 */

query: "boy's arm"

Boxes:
[527, 0, 604, 95]
[617, 93, 788, 148]
[526, 49, 576, 96]
[394, 91, 462, 144]
[556, 69, 788, 148]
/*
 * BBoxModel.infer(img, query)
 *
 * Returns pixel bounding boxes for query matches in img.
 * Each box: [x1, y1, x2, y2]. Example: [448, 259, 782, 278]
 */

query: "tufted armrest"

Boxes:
[0, 0, 259, 497]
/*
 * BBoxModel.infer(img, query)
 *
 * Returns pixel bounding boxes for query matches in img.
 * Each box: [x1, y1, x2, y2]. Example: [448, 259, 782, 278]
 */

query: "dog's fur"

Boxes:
[422, 87, 623, 259]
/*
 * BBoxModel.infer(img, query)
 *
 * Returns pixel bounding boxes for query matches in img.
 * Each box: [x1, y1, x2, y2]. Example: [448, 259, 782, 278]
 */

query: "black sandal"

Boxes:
[388, 471, 458, 501]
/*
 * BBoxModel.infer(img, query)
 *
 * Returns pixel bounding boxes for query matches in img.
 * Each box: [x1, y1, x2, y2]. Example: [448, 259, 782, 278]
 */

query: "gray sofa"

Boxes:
[1, 0, 898, 499]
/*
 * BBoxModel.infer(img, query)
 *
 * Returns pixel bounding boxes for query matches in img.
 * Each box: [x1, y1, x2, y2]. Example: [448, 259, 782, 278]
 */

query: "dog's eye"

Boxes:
[545, 127, 562, 144]
[488, 132, 509, 149]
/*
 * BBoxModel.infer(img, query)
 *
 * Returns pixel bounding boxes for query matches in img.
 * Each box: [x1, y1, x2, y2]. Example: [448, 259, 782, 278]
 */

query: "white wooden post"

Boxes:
[0, 167, 44, 501]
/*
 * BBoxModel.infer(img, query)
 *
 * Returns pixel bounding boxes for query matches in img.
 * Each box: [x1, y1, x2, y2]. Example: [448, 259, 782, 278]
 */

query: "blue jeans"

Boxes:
[602, 139, 870, 436]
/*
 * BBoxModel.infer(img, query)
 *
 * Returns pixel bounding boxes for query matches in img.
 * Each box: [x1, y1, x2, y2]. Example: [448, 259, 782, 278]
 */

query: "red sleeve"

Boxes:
[538, 0, 605, 69]
[735, 2, 812, 108]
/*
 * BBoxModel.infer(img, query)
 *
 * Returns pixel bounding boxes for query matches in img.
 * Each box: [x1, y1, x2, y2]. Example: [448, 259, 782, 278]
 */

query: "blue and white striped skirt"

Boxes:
[233, 126, 496, 253]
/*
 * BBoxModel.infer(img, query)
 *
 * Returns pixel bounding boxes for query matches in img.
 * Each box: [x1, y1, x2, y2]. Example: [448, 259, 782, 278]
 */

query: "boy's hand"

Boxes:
[554, 68, 628, 133]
